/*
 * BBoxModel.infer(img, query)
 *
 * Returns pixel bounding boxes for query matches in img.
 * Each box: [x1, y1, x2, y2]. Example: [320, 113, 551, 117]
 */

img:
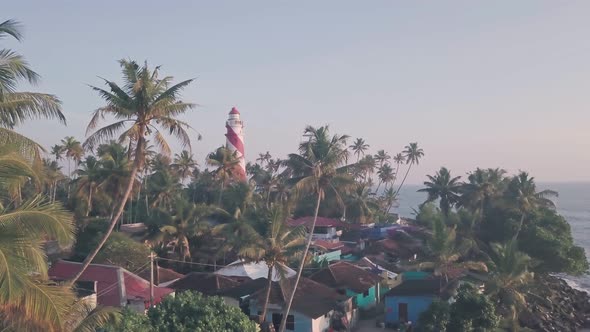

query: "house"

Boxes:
[169, 272, 239, 296]
[215, 259, 296, 282]
[310, 261, 383, 310]
[48, 260, 174, 311]
[138, 265, 184, 287]
[311, 239, 345, 263]
[223, 277, 355, 332]
[288, 217, 360, 241]
[384, 278, 452, 326]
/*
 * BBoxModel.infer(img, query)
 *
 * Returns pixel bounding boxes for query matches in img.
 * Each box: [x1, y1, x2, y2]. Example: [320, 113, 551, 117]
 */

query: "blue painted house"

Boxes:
[384, 278, 446, 325]
[311, 261, 383, 310]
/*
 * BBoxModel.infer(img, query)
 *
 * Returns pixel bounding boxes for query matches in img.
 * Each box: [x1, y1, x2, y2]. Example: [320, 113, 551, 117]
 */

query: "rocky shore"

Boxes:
[520, 276, 590, 331]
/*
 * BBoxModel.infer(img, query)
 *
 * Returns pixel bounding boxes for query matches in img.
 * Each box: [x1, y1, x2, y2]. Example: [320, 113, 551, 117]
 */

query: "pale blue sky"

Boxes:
[5, 1, 590, 183]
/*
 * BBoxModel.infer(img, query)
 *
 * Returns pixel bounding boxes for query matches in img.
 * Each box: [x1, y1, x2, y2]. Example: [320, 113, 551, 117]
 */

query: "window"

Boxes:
[271, 313, 295, 331]
[363, 289, 370, 297]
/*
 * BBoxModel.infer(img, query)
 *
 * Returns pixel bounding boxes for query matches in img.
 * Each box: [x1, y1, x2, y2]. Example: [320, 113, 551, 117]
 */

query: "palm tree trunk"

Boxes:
[52, 180, 57, 203]
[513, 213, 526, 241]
[394, 163, 413, 196]
[375, 180, 382, 194]
[86, 184, 93, 217]
[67, 133, 145, 285]
[279, 190, 322, 332]
[259, 264, 274, 324]
[218, 178, 225, 206]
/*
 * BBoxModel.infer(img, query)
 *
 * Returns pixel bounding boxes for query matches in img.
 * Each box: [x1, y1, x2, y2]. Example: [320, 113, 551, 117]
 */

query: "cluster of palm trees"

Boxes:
[414, 166, 561, 326]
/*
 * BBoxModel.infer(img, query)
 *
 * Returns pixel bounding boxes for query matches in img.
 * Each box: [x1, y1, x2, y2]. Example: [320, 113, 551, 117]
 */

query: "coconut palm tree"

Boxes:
[172, 150, 198, 182]
[507, 172, 557, 240]
[61, 136, 82, 177]
[0, 20, 65, 159]
[279, 125, 355, 332]
[459, 168, 507, 226]
[256, 151, 272, 167]
[159, 200, 213, 262]
[50, 144, 64, 162]
[382, 187, 398, 213]
[412, 218, 487, 282]
[390, 152, 405, 189]
[357, 154, 376, 182]
[74, 156, 104, 216]
[418, 167, 462, 217]
[42, 158, 64, 203]
[374, 149, 391, 168]
[349, 137, 369, 162]
[345, 184, 379, 224]
[394, 142, 424, 196]
[486, 240, 533, 324]
[207, 146, 241, 206]
[376, 163, 394, 193]
[70, 59, 197, 284]
[148, 168, 183, 210]
[238, 205, 306, 324]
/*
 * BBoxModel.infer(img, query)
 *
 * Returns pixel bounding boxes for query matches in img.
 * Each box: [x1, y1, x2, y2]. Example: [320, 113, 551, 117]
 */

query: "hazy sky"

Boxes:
[5, 1, 590, 184]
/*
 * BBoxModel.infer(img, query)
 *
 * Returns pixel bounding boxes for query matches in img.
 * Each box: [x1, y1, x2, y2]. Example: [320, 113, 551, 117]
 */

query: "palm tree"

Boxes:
[374, 149, 391, 167]
[207, 146, 241, 206]
[238, 205, 306, 324]
[486, 240, 533, 324]
[357, 154, 376, 182]
[0, 20, 65, 159]
[42, 158, 64, 203]
[61, 136, 82, 177]
[394, 142, 424, 196]
[459, 168, 507, 226]
[345, 184, 379, 224]
[171, 150, 198, 182]
[390, 152, 405, 188]
[74, 156, 103, 216]
[349, 137, 369, 162]
[279, 125, 354, 332]
[256, 151, 272, 167]
[159, 200, 213, 262]
[418, 167, 462, 217]
[507, 172, 558, 240]
[382, 187, 398, 213]
[148, 168, 183, 210]
[50, 144, 64, 162]
[413, 218, 487, 282]
[376, 163, 394, 193]
[70, 60, 197, 284]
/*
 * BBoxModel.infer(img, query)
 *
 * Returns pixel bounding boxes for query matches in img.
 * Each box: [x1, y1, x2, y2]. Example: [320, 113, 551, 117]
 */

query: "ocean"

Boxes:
[394, 182, 590, 292]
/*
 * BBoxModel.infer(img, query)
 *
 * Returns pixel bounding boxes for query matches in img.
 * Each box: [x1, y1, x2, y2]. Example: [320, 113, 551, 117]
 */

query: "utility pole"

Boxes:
[149, 252, 155, 308]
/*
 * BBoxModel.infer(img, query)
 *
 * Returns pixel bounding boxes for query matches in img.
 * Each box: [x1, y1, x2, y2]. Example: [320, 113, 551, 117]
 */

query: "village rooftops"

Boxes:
[260, 277, 349, 319]
[215, 259, 296, 282]
[169, 272, 239, 295]
[310, 261, 383, 294]
[312, 239, 345, 251]
[48, 260, 173, 308]
[288, 216, 362, 229]
[138, 265, 184, 286]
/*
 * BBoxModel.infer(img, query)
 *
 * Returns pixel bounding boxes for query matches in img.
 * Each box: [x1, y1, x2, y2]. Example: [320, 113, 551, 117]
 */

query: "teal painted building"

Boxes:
[310, 261, 383, 310]
[384, 279, 443, 325]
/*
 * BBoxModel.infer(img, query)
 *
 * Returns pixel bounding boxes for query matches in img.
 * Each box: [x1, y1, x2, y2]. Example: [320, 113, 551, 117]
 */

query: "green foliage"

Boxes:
[155, 291, 258, 331]
[104, 308, 152, 332]
[417, 286, 498, 332]
[417, 300, 450, 332]
[95, 232, 150, 271]
[519, 208, 589, 275]
[448, 285, 499, 331]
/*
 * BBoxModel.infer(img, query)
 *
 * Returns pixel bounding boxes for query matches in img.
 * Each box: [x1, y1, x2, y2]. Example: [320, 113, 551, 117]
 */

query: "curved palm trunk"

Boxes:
[394, 163, 413, 196]
[218, 178, 225, 206]
[279, 190, 321, 332]
[375, 180, 382, 194]
[85, 184, 93, 217]
[390, 163, 401, 190]
[259, 264, 274, 324]
[68, 134, 145, 285]
[513, 213, 526, 241]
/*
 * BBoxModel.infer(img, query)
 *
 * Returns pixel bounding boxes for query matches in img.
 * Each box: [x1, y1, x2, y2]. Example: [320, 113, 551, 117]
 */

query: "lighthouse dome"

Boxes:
[229, 107, 240, 115]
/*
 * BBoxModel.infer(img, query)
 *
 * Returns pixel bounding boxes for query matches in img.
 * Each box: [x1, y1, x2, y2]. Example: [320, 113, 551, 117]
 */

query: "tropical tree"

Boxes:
[506, 172, 557, 240]
[395, 142, 424, 195]
[279, 125, 354, 332]
[0, 20, 65, 159]
[50, 144, 64, 162]
[238, 205, 305, 323]
[147, 168, 182, 210]
[345, 184, 378, 224]
[413, 218, 487, 282]
[159, 199, 213, 262]
[61, 136, 82, 177]
[70, 59, 197, 284]
[486, 240, 533, 324]
[390, 152, 405, 188]
[418, 167, 462, 217]
[207, 146, 241, 206]
[374, 149, 391, 167]
[74, 156, 104, 216]
[376, 163, 394, 193]
[357, 154, 376, 182]
[171, 150, 197, 182]
[349, 137, 369, 162]
[459, 168, 506, 225]
[382, 187, 398, 213]
[256, 151, 271, 166]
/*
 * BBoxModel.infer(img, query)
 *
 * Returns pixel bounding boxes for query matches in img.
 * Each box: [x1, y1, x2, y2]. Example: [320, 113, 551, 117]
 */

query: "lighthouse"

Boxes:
[225, 107, 247, 181]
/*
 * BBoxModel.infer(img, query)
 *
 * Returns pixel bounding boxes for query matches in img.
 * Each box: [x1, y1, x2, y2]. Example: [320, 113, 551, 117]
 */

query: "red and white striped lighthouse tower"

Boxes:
[225, 107, 246, 181]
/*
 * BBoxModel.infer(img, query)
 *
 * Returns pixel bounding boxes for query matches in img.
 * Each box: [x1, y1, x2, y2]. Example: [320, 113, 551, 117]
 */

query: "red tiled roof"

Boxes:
[169, 272, 239, 295]
[49, 260, 173, 308]
[138, 266, 184, 285]
[310, 261, 383, 294]
[312, 239, 344, 251]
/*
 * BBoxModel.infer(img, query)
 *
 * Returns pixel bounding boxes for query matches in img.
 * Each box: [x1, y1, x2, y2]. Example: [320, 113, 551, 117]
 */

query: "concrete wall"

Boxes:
[312, 310, 332, 332]
[347, 286, 376, 309]
[384, 295, 434, 324]
[251, 302, 313, 332]
[313, 250, 341, 263]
